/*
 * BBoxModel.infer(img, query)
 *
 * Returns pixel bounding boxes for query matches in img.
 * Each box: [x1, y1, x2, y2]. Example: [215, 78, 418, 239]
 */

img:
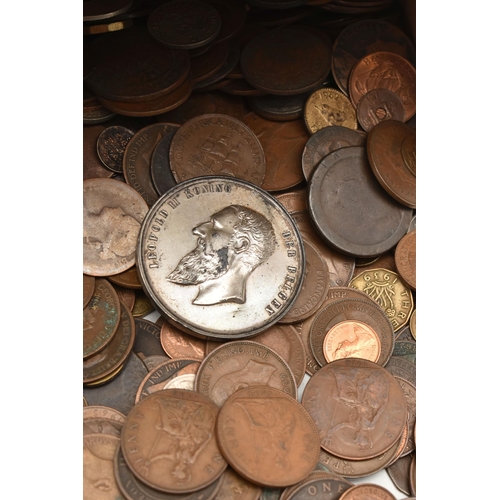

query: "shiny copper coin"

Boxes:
[349, 52, 416, 122]
[409, 309, 416, 340]
[356, 88, 405, 133]
[83, 178, 149, 276]
[122, 389, 227, 493]
[195, 341, 297, 406]
[83, 275, 95, 309]
[96, 125, 134, 173]
[150, 126, 180, 196]
[240, 28, 331, 95]
[337, 484, 397, 500]
[216, 467, 262, 500]
[387, 453, 413, 496]
[308, 146, 413, 258]
[169, 115, 266, 186]
[216, 386, 320, 487]
[83, 278, 121, 359]
[304, 88, 358, 134]
[84, 300, 136, 384]
[394, 230, 416, 289]
[302, 358, 407, 460]
[367, 120, 416, 208]
[160, 322, 206, 360]
[108, 265, 142, 289]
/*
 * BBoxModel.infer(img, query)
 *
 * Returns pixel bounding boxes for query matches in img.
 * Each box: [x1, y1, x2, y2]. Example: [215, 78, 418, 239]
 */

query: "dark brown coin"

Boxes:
[394, 229, 416, 289]
[248, 92, 309, 122]
[356, 89, 405, 133]
[148, 0, 221, 50]
[302, 358, 407, 460]
[215, 467, 262, 500]
[384, 355, 416, 387]
[409, 454, 416, 496]
[83, 0, 134, 21]
[108, 266, 143, 289]
[96, 125, 135, 173]
[123, 123, 180, 206]
[133, 318, 165, 358]
[160, 321, 206, 360]
[150, 126, 180, 196]
[83, 278, 121, 359]
[191, 43, 229, 83]
[387, 453, 413, 496]
[367, 120, 416, 208]
[193, 45, 242, 91]
[240, 28, 330, 95]
[114, 284, 136, 311]
[132, 289, 156, 317]
[216, 386, 320, 487]
[308, 146, 413, 257]
[392, 341, 416, 365]
[83, 275, 96, 309]
[220, 79, 267, 96]
[83, 300, 136, 384]
[195, 341, 297, 406]
[83, 105, 116, 125]
[393, 376, 416, 456]
[169, 114, 266, 186]
[121, 389, 227, 493]
[84, 125, 115, 180]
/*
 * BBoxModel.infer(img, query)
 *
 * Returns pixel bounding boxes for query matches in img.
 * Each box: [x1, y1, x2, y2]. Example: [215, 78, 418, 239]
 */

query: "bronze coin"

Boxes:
[240, 28, 330, 95]
[108, 266, 143, 289]
[83, 278, 121, 359]
[114, 284, 136, 311]
[96, 125, 135, 173]
[394, 230, 416, 290]
[133, 318, 165, 357]
[121, 389, 227, 493]
[366, 120, 416, 208]
[215, 467, 262, 500]
[248, 92, 309, 122]
[285, 475, 353, 499]
[191, 43, 230, 84]
[308, 146, 413, 258]
[150, 126, 180, 196]
[160, 321, 206, 360]
[302, 358, 407, 461]
[242, 111, 307, 191]
[83, 405, 126, 426]
[193, 45, 242, 91]
[148, 0, 221, 50]
[83, 178, 149, 276]
[195, 340, 297, 406]
[169, 114, 266, 186]
[409, 455, 416, 496]
[204, 0, 247, 46]
[83, 274, 96, 309]
[216, 386, 320, 487]
[84, 125, 114, 180]
[356, 88, 405, 133]
[337, 484, 397, 500]
[349, 52, 416, 122]
[274, 189, 308, 214]
[387, 453, 413, 496]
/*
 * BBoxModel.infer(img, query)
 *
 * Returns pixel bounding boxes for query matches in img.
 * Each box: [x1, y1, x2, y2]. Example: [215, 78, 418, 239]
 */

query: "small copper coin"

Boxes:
[96, 125, 135, 173]
[337, 484, 397, 500]
[83, 178, 149, 276]
[83, 275, 96, 309]
[394, 230, 416, 289]
[216, 386, 320, 487]
[308, 146, 413, 258]
[169, 114, 266, 186]
[302, 358, 407, 461]
[108, 266, 142, 289]
[83, 278, 121, 359]
[195, 341, 297, 406]
[160, 321, 206, 360]
[122, 389, 227, 493]
[356, 89, 405, 133]
[215, 467, 262, 500]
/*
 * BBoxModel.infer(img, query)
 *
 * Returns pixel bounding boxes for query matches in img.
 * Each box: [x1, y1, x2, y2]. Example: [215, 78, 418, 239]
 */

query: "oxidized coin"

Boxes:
[349, 268, 414, 332]
[308, 146, 413, 258]
[367, 120, 416, 208]
[215, 467, 262, 500]
[96, 125, 135, 173]
[302, 358, 407, 460]
[160, 321, 206, 360]
[337, 484, 397, 500]
[304, 88, 358, 134]
[136, 176, 305, 339]
[356, 89, 405, 132]
[384, 356, 416, 387]
[169, 114, 266, 186]
[409, 309, 416, 340]
[394, 230, 416, 289]
[132, 290, 156, 317]
[387, 453, 413, 496]
[323, 320, 381, 364]
[194, 340, 297, 406]
[122, 389, 227, 493]
[133, 318, 165, 357]
[150, 126, 180, 196]
[83, 275, 95, 309]
[83, 178, 149, 276]
[216, 386, 320, 487]
[83, 278, 121, 359]
[393, 341, 416, 365]
[84, 124, 115, 180]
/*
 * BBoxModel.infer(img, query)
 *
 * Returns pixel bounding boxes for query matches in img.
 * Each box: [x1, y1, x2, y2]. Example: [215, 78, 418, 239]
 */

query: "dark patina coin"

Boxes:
[356, 89, 405, 133]
[150, 126, 180, 196]
[133, 318, 166, 358]
[96, 125, 135, 173]
[248, 93, 309, 122]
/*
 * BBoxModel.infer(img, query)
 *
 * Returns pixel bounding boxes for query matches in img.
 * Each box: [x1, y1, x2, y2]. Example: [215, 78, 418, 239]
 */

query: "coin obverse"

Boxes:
[137, 176, 305, 340]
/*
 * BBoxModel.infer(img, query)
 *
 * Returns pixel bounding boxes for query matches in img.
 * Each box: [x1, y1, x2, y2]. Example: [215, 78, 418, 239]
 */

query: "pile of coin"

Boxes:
[83, 1, 416, 498]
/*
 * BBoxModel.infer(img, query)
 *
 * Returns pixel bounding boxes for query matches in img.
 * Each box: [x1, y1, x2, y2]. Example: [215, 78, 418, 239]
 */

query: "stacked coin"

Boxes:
[83, 2, 416, 497]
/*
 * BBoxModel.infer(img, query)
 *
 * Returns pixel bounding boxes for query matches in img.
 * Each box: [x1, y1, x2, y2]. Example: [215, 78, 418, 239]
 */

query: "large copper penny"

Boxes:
[337, 484, 397, 500]
[308, 146, 413, 258]
[216, 386, 320, 487]
[194, 340, 297, 406]
[394, 230, 416, 290]
[302, 358, 407, 460]
[122, 389, 227, 493]
[136, 176, 305, 340]
[169, 114, 266, 186]
[83, 178, 149, 276]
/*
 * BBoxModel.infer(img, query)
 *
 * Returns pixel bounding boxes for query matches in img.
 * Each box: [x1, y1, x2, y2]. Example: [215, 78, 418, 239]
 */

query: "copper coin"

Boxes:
[194, 340, 297, 406]
[349, 268, 414, 332]
[302, 126, 366, 182]
[240, 28, 330, 96]
[160, 321, 206, 360]
[84, 300, 136, 384]
[83, 278, 121, 359]
[393, 376, 416, 456]
[394, 230, 416, 290]
[84, 125, 114, 180]
[304, 88, 358, 135]
[83, 274, 96, 309]
[349, 52, 416, 122]
[83, 416, 123, 438]
[274, 189, 308, 214]
[384, 355, 416, 387]
[114, 284, 136, 311]
[133, 318, 166, 357]
[366, 120, 416, 208]
[191, 43, 230, 83]
[337, 484, 397, 500]
[204, 0, 247, 46]
[215, 467, 262, 500]
[308, 146, 413, 258]
[136, 176, 305, 340]
[216, 386, 320, 487]
[169, 115, 266, 186]
[248, 92, 309, 122]
[387, 453, 413, 496]
[409, 455, 416, 495]
[83, 178, 149, 276]
[83, 405, 126, 426]
[309, 297, 394, 368]
[122, 389, 227, 493]
[150, 126, 180, 196]
[242, 111, 307, 191]
[96, 125, 135, 173]
[285, 475, 353, 499]
[409, 309, 416, 340]
[393, 341, 416, 365]
[108, 266, 143, 289]
[148, 0, 221, 50]
[356, 88, 405, 133]
[302, 358, 407, 460]
[84, 362, 126, 387]
[192, 45, 242, 91]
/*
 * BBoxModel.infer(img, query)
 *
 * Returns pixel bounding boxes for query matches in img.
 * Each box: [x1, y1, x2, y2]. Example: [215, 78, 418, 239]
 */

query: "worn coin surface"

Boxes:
[394, 230, 416, 289]
[96, 125, 135, 173]
[150, 126, 180, 196]
[285, 475, 353, 499]
[387, 453, 413, 496]
[160, 321, 206, 360]
[337, 483, 397, 500]
[394, 376, 416, 456]
[216, 386, 320, 487]
[137, 176, 305, 339]
[356, 89, 405, 132]
[108, 266, 143, 289]
[83, 275, 96, 309]
[83, 178, 149, 276]
[215, 467, 262, 500]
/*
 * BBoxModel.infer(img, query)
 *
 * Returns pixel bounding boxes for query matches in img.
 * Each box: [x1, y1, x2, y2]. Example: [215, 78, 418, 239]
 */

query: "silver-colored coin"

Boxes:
[137, 176, 305, 340]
